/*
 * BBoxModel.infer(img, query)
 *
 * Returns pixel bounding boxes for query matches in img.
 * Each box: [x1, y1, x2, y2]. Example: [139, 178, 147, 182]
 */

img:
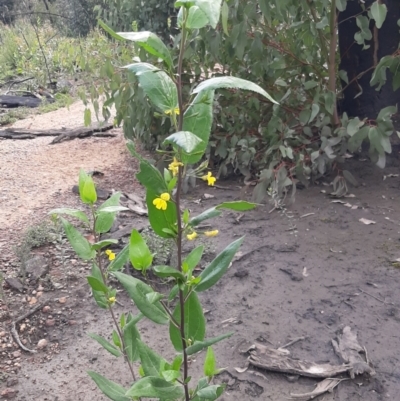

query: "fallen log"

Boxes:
[0, 94, 54, 108]
[0, 122, 115, 143]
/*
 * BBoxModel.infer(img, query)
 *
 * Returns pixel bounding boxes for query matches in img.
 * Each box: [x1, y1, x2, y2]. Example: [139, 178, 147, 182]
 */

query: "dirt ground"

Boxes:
[1, 102, 400, 401]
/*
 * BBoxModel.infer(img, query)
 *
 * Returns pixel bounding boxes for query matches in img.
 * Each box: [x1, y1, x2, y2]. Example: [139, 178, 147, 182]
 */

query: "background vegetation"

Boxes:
[1, 0, 399, 201]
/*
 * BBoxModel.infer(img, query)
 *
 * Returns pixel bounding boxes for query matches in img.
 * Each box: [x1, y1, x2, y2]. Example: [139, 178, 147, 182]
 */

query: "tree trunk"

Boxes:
[338, 0, 400, 119]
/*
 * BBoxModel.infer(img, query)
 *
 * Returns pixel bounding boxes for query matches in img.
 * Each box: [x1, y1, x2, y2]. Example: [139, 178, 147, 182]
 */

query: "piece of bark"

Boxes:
[289, 378, 344, 400]
[331, 326, 375, 378]
[0, 94, 53, 108]
[246, 343, 351, 378]
[0, 122, 114, 142]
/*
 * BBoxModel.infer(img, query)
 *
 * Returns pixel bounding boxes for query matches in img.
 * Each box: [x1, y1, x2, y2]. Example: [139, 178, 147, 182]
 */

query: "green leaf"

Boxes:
[84, 108, 91, 127]
[163, 131, 204, 154]
[193, 0, 223, 29]
[348, 126, 369, 152]
[129, 229, 153, 271]
[136, 160, 168, 194]
[126, 377, 184, 399]
[113, 272, 169, 324]
[125, 66, 178, 114]
[117, 31, 173, 69]
[49, 208, 89, 225]
[216, 201, 257, 211]
[347, 117, 364, 137]
[146, 189, 177, 238]
[370, 1, 387, 29]
[204, 347, 216, 377]
[108, 244, 129, 272]
[336, 0, 347, 12]
[79, 169, 97, 204]
[186, 332, 233, 355]
[88, 333, 122, 357]
[342, 170, 359, 187]
[87, 276, 108, 293]
[221, 1, 229, 35]
[91, 239, 118, 251]
[183, 246, 204, 276]
[60, 218, 95, 260]
[99, 206, 129, 213]
[88, 371, 130, 401]
[162, 370, 181, 382]
[196, 236, 244, 292]
[123, 318, 141, 362]
[95, 193, 122, 234]
[192, 76, 278, 104]
[153, 265, 185, 281]
[137, 339, 167, 377]
[183, 90, 215, 164]
[91, 264, 108, 309]
[186, 6, 209, 29]
[196, 385, 225, 400]
[368, 126, 384, 154]
[98, 19, 126, 41]
[189, 207, 221, 227]
[169, 291, 205, 351]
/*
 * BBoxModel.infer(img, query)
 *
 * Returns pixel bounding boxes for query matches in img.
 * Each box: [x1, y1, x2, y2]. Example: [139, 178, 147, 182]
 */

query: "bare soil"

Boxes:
[1, 102, 400, 401]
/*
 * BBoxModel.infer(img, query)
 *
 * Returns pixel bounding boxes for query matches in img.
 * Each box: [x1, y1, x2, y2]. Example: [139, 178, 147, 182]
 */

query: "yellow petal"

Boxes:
[204, 230, 219, 237]
[187, 231, 198, 240]
[160, 192, 171, 201]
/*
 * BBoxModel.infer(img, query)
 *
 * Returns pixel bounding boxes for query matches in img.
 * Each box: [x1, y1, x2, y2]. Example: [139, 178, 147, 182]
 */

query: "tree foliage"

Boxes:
[84, 0, 399, 203]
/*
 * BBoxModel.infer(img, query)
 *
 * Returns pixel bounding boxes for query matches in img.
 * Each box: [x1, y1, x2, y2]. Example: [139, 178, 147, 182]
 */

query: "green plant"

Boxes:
[51, 2, 276, 399]
[86, 0, 400, 204]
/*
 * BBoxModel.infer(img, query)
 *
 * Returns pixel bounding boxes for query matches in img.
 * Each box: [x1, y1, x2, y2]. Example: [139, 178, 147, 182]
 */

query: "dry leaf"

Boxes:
[330, 248, 342, 253]
[302, 267, 309, 277]
[344, 203, 352, 207]
[203, 193, 215, 199]
[344, 193, 356, 198]
[359, 218, 376, 225]
[331, 200, 346, 204]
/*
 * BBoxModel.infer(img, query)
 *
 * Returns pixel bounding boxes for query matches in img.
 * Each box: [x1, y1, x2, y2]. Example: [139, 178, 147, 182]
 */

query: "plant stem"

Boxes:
[177, 14, 187, 131]
[328, 0, 340, 127]
[90, 206, 137, 383]
[176, 166, 190, 401]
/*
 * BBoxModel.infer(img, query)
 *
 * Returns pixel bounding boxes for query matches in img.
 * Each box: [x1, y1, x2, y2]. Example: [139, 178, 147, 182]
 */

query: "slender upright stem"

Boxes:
[174, 13, 190, 397]
[90, 206, 137, 383]
[328, 1, 340, 126]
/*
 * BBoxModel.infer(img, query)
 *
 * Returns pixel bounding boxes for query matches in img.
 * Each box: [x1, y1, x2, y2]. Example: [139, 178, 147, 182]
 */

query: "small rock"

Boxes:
[36, 339, 48, 350]
[0, 387, 18, 399]
[37, 285, 44, 291]
[4, 278, 24, 293]
[25, 256, 49, 282]
[45, 319, 56, 327]
[12, 351, 21, 358]
[6, 378, 18, 387]
[28, 297, 37, 305]
[58, 297, 67, 304]
[19, 324, 26, 332]
[68, 320, 77, 326]
[42, 306, 51, 313]
[234, 269, 249, 278]
[36, 291, 43, 298]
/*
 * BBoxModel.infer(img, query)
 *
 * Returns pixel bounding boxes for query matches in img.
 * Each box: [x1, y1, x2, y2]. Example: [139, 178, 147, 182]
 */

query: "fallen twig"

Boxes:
[280, 337, 306, 350]
[358, 288, 393, 305]
[11, 302, 46, 353]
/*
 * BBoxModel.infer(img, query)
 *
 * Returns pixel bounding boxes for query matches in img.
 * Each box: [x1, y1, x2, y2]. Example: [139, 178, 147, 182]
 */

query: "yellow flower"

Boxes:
[187, 231, 198, 241]
[108, 296, 116, 305]
[153, 192, 171, 210]
[201, 171, 216, 186]
[204, 230, 219, 237]
[168, 157, 183, 176]
[164, 107, 180, 115]
[105, 250, 116, 261]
